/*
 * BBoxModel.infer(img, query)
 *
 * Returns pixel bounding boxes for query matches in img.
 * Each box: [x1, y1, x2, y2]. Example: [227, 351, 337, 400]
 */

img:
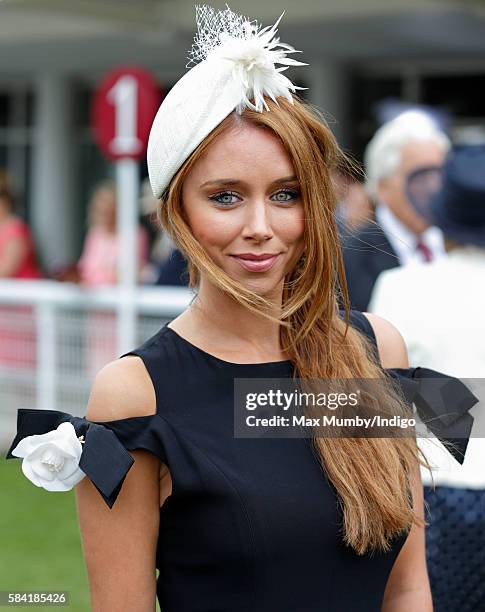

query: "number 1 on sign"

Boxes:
[107, 75, 143, 155]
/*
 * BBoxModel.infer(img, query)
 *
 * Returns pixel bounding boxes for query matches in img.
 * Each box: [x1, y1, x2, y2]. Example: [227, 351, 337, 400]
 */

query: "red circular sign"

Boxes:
[92, 66, 162, 161]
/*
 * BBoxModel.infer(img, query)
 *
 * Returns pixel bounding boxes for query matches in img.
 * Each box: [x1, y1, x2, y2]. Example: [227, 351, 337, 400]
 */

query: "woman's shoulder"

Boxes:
[361, 311, 409, 369]
[340, 308, 408, 369]
[85, 356, 156, 422]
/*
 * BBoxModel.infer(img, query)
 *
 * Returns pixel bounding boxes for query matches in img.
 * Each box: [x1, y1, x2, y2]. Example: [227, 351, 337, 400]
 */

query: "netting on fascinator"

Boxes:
[147, 3, 308, 198]
[187, 4, 256, 66]
[186, 4, 308, 113]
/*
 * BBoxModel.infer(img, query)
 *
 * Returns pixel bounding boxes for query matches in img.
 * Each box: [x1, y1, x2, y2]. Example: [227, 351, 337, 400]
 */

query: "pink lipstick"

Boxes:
[230, 253, 281, 272]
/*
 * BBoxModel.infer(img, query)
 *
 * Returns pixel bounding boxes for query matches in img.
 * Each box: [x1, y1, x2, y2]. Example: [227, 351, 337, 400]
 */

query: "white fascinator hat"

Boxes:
[147, 3, 308, 200]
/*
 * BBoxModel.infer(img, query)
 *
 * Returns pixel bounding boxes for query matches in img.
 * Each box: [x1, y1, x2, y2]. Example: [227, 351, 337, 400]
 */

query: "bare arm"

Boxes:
[75, 357, 161, 612]
[363, 313, 433, 612]
[381, 462, 432, 611]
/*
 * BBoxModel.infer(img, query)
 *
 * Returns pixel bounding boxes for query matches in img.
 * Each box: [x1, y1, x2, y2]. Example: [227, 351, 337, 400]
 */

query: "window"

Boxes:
[0, 86, 33, 219]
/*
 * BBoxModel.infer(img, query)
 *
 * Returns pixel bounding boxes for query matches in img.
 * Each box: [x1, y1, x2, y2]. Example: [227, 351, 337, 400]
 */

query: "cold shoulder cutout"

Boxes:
[84, 355, 157, 422]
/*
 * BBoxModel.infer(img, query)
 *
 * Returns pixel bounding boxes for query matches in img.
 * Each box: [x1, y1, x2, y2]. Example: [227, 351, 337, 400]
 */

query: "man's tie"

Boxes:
[416, 239, 433, 262]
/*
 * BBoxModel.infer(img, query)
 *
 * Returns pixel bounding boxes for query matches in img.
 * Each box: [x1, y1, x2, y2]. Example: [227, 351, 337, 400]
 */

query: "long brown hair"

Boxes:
[158, 95, 430, 555]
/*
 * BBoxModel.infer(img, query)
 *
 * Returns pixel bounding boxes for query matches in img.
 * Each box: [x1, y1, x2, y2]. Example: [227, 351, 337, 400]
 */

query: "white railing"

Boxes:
[0, 279, 194, 446]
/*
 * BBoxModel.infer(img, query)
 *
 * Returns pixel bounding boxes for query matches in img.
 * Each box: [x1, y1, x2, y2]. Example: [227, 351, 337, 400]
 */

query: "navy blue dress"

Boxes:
[122, 309, 408, 611]
[6, 310, 477, 611]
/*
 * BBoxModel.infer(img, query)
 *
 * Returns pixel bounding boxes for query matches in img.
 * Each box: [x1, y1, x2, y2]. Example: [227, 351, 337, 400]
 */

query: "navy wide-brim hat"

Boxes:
[429, 144, 485, 247]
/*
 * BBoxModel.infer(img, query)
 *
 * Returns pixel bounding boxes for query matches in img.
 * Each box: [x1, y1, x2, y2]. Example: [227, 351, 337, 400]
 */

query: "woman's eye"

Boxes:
[210, 191, 240, 206]
[209, 188, 299, 206]
[271, 189, 300, 203]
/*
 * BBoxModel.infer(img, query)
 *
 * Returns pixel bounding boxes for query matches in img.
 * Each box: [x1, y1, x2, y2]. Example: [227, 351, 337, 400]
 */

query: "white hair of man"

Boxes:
[364, 111, 451, 199]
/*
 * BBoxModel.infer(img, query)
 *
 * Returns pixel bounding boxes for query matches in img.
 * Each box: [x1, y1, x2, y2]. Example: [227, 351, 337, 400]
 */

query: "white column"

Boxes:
[305, 59, 349, 148]
[31, 74, 76, 272]
[116, 158, 139, 355]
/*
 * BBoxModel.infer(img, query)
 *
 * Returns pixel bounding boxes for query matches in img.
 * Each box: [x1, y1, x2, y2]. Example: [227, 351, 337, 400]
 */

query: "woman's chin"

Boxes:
[229, 272, 283, 298]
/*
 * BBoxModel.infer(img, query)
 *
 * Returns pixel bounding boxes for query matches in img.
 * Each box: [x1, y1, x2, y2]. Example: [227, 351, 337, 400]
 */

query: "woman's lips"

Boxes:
[230, 254, 280, 272]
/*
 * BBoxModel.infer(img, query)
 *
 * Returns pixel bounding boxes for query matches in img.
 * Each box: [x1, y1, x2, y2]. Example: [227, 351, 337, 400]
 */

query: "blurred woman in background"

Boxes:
[0, 188, 42, 370]
[0, 189, 42, 280]
[78, 180, 149, 377]
[78, 180, 149, 287]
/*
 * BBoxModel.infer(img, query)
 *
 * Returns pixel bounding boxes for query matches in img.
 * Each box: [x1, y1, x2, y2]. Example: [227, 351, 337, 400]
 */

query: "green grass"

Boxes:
[1, 457, 164, 612]
[1, 459, 163, 611]
[0, 458, 91, 611]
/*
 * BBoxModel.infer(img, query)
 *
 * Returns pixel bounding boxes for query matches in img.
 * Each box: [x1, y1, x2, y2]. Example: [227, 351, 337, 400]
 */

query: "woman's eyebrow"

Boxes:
[200, 178, 242, 188]
[272, 175, 299, 184]
[200, 175, 298, 188]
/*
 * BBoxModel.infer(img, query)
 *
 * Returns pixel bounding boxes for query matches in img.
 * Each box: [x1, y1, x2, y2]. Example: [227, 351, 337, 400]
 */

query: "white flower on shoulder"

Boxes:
[10, 422, 86, 492]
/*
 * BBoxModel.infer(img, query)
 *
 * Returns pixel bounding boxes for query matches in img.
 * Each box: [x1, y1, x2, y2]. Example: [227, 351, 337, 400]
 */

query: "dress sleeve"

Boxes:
[385, 367, 479, 465]
[5, 408, 167, 509]
[344, 309, 479, 464]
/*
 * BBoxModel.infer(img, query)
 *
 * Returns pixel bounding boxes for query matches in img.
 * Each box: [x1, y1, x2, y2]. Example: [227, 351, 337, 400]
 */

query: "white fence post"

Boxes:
[36, 301, 57, 411]
[116, 158, 139, 355]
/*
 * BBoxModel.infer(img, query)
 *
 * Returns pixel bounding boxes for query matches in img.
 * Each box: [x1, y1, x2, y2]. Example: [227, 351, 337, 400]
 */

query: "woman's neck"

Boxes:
[180, 276, 286, 361]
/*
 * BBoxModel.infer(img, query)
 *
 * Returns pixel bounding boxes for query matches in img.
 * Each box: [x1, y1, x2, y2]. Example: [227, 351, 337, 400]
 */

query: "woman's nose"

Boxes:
[241, 200, 274, 242]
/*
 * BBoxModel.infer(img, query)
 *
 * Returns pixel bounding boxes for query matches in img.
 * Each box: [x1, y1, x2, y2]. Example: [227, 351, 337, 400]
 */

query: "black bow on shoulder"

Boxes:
[387, 367, 479, 464]
[5, 409, 134, 509]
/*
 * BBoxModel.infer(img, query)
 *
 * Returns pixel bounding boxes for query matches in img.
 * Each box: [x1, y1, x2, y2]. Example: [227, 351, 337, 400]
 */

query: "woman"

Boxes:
[78, 179, 149, 287]
[78, 179, 150, 376]
[6, 6, 475, 611]
[0, 189, 42, 368]
[0, 189, 42, 280]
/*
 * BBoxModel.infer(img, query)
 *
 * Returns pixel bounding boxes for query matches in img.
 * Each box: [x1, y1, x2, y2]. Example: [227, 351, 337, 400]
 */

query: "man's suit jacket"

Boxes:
[156, 248, 189, 286]
[340, 221, 399, 312]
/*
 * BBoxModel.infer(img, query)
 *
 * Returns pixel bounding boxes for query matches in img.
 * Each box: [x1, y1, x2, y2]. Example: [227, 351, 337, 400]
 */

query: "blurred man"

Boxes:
[369, 145, 485, 612]
[333, 167, 373, 231]
[342, 111, 450, 310]
[136, 177, 190, 287]
[138, 177, 179, 284]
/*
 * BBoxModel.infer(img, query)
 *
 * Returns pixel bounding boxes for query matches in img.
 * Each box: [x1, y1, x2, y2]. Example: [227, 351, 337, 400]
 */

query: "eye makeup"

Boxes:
[209, 187, 300, 207]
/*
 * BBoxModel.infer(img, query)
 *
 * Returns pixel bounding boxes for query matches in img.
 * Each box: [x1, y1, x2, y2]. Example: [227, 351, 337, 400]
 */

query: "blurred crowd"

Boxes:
[341, 112, 485, 611]
[0, 170, 186, 287]
[1, 112, 483, 305]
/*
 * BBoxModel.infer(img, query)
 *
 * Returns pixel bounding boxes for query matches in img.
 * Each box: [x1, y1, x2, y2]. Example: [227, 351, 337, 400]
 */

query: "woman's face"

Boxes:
[90, 188, 116, 231]
[181, 122, 305, 298]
